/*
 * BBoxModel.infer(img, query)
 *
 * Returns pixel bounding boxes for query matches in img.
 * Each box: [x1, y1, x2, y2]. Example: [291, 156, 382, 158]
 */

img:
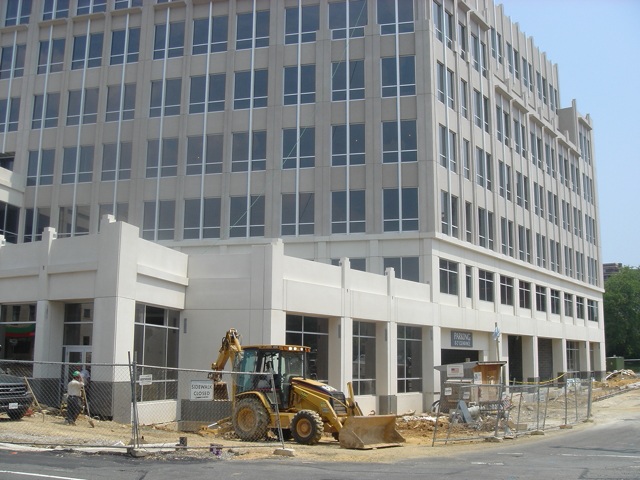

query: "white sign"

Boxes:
[138, 374, 153, 386]
[190, 380, 214, 401]
[447, 364, 464, 378]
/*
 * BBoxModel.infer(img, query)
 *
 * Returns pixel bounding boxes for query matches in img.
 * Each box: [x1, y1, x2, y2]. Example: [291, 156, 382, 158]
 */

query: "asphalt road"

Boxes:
[1, 391, 639, 480]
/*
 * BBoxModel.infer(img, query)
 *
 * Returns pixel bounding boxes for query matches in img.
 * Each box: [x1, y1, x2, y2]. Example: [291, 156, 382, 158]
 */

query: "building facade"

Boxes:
[0, 0, 604, 417]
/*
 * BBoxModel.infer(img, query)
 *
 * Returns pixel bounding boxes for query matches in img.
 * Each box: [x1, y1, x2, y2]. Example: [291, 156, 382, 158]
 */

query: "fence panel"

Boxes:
[432, 379, 593, 445]
[0, 360, 135, 448]
[0, 360, 285, 451]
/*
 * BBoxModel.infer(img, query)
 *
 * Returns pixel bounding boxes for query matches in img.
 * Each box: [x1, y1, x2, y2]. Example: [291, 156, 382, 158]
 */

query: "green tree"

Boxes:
[604, 266, 640, 358]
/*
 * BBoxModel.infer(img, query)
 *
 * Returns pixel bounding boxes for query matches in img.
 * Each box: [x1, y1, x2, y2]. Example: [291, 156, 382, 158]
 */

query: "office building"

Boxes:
[0, 0, 604, 417]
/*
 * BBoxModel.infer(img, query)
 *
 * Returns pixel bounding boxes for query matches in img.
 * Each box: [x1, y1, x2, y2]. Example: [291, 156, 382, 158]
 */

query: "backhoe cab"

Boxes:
[208, 330, 404, 449]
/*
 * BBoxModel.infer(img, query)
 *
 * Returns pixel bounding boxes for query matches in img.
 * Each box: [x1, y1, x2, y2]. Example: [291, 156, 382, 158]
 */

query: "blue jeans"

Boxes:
[66, 395, 82, 423]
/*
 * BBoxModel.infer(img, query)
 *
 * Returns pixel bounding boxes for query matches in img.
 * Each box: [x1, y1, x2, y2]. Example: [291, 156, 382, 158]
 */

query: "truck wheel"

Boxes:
[291, 410, 324, 445]
[273, 428, 293, 440]
[7, 409, 27, 420]
[233, 397, 269, 441]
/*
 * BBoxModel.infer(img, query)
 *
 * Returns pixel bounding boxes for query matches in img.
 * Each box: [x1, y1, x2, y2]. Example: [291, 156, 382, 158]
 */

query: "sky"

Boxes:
[497, 0, 640, 268]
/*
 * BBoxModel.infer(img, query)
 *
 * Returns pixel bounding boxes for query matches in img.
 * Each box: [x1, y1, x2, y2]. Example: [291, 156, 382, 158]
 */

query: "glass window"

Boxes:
[377, 0, 413, 35]
[98, 203, 128, 226]
[383, 187, 418, 232]
[134, 304, 180, 401]
[440, 191, 458, 237]
[66, 88, 98, 126]
[281, 192, 314, 236]
[397, 325, 422, 393]
[110, 28, 140, 64]
[382, 120, 417, 163]
[439, 259, 458, 295]
[32, 93, 60, 129]
[62, 146, 93, 184]
[189, 73, 225, 113]
[535, 285, 547, 312]
[331, 190, 365, 234]
[101, 142, 132, 181]
[105, 84, 136, 122]
[576, 297, 585, 319]
[352, 321, 376, 395]
[76, 0, 105, 15]
[381, 55, 415, 97]
[37, 38, 65, 74]
[433, 1, 443, 41]
[72, 33, 103, 70]
[186, 134, 223, 175]
[236, 10, 269, 49]
[283, 65, 315, 105]
[437, 125, 457, 171]
[114, 0, 142, 8]
[43, 0, 69, 20]
[184, 197, 221, 239]
[24, 207, 51, 242]
[232, 131, 266, 172]
[230, 195, 265, 238]
[479, 270, 494, 302]
[500, 275, 514, 306]
[332, 59, 364, 101]
[500, 217, 514, 257]
[0, 304, 36, 361]
[154, 21, 185, 59]
[149, 79, 181, 117]
[331, 124, 365, 166]
[0, 98, 20, 133]
[63, 303, 93, 346]
[143, 200, 175, 241]
[0, 200, 20, 244]
[518, 281, 531, 309]
[283, 127, 315, 169]
[285, 5, 319, 44]
[146, 138, 178, 178]
[478, 207, 494, 249]
[233, 69, 268, 109]
[5, 0, 32, 26]
[27, 149, 54, 186]
[383, 257, 419, 282]
[0, 44, 26, 79]
[286, 315, 329, 383]
[192, 15, 228, 54]
[58, 205, 90, 237]
[329, 0, 367, 40]
[551, 289, 561, 315]
[564, 293, 573, 317]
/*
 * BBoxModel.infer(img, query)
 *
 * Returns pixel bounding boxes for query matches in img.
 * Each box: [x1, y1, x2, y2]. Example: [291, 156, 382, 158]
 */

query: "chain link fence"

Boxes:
[0, 359, 285, 452]
[432, 378, 593, 445]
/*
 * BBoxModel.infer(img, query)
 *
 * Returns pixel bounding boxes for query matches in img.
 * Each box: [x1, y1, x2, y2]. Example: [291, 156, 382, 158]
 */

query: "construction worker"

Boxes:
[65, 371, 84, 425]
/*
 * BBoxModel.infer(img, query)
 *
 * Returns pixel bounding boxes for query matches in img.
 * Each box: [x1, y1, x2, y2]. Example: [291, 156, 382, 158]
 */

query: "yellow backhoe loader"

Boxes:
[205, 329, 404, 450]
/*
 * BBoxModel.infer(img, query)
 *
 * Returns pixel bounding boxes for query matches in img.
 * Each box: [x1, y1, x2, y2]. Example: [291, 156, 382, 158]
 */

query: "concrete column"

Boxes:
[552, 338, 567, 380]
[336, 316, 353, 394]
[522, 335, 538, 381]
[33, 300, 64, 372]
[424, 326, 441, 411]
[579, 341, 589, 376]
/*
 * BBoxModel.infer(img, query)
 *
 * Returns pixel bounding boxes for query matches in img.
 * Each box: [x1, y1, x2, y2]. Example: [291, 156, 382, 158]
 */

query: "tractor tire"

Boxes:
[232, 397, 270, 441]
[291, 410, 324, 445]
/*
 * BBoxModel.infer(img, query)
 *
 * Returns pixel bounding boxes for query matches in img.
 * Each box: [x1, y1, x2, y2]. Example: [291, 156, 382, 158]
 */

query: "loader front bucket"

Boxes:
[339, 415, 405, 450]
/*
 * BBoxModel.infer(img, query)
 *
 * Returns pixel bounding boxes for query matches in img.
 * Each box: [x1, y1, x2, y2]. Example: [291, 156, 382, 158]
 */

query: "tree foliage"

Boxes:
[604, 266, 640, 358]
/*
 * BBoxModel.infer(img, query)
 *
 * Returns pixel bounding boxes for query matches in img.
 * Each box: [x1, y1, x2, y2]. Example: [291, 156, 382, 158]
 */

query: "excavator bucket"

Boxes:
[339, 415, 405, 450]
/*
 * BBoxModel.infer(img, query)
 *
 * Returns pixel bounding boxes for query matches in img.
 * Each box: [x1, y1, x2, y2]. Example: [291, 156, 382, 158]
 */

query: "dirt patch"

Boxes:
[3, 378, 639, 463]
